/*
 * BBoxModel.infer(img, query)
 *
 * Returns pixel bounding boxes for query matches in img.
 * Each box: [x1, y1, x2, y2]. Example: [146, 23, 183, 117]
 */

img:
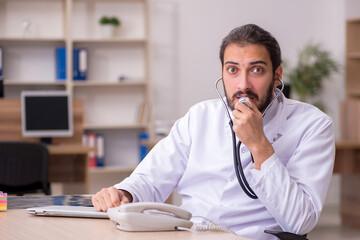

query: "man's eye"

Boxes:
[227, 67, 236, 74]
[252, 67, 263, 73]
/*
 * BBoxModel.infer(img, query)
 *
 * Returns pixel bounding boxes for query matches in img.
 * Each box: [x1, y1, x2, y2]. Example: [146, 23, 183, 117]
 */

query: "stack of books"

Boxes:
[83, 133, 105, 167]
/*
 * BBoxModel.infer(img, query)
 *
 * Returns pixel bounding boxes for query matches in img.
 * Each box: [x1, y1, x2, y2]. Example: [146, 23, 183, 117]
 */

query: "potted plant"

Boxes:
[287, 42, 340, 111]
[99, 16, 121, 38]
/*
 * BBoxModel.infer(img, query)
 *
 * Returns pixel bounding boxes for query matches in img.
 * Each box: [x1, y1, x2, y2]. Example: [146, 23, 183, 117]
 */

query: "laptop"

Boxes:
[26, 205, 108, 219]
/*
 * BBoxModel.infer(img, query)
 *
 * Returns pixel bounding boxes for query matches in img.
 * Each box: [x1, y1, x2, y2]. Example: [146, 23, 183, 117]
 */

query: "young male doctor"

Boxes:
[92, 24, 335, 239]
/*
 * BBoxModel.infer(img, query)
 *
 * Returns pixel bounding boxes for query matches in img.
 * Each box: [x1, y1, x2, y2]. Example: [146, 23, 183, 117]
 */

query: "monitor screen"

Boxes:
[21, 91, 73, 139]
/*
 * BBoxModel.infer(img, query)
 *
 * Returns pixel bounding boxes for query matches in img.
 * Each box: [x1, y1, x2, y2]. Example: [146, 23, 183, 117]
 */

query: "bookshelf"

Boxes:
[345, 18, 360, 98]
[337, 17, 360, 229]
[0, 0, 153, 176]
[341, 18, 360, 140]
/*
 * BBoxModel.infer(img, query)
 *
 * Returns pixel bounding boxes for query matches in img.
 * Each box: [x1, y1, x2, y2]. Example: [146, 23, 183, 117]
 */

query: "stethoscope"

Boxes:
[215, 77, 284, 199]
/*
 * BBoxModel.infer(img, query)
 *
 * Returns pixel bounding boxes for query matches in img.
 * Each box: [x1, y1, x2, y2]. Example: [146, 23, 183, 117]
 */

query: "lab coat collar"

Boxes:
[263, 89, 286, 144]
[263, 88, 284, 122]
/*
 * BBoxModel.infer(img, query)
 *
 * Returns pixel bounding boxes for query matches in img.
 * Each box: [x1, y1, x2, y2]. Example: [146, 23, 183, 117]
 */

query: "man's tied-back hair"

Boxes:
[219, 24, 282, 74]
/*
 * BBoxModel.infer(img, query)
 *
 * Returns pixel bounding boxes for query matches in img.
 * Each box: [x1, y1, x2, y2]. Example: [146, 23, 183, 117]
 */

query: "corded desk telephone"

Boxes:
[27, 202, 306, 239]
[107, 202, 193, 231]
[107, 202, 308, 239]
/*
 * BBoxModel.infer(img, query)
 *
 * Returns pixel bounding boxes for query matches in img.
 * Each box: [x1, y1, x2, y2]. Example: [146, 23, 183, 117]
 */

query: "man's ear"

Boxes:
[221, 65, 225, 79]
[274, 65, 283, 87]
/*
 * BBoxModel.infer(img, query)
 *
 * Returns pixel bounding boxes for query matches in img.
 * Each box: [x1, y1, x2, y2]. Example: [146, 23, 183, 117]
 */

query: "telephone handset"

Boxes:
[107, 202, 193, 231]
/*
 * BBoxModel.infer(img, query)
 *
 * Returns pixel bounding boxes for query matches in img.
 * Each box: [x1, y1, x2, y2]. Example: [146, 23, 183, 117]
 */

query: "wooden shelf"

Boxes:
[347, 52, 360, 59]
[73, 38, 147, 44]
[347, 17, 360, 23]
[84, 123, 147, 130]
[72, 81, 146, 87]
[141, 139, 162, 149]
[336, 140, 360, 149]
[4, 80, 66, 86]
[0, 37, 65, 43]
[347, 89, 360, 98]
[346, 19, 360, 99]
[88, 165, 136, 174]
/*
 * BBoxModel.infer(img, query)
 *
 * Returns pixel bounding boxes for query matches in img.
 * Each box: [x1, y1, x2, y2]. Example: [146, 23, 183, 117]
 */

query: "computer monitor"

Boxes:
[21, 91, 73, 144]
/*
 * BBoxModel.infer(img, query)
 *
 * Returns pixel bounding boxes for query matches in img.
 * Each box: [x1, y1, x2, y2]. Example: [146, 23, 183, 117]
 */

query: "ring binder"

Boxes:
[73, 48, 88, 81]
[0, 46, 3, 79]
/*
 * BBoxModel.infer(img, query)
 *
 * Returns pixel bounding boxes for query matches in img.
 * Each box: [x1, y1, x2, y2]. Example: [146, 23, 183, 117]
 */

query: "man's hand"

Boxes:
[232, 99, 264, 146]
[92, 187, 133, 212]
[232, 98, 274, 170]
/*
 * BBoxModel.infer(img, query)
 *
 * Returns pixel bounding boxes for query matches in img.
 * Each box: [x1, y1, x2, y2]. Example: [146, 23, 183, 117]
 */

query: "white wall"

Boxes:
[346, 0, 360, 19]
[152, 0, 346, 139]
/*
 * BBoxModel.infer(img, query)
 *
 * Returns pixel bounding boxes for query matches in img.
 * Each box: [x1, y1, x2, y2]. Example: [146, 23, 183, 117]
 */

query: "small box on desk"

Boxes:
[0, 191, 7, 211]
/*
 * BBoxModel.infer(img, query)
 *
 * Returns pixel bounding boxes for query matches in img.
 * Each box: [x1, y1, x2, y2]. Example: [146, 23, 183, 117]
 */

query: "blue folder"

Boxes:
[55, 47, 66, 80]
[0, 46, 3, 79]
[73, 48, 88, 81]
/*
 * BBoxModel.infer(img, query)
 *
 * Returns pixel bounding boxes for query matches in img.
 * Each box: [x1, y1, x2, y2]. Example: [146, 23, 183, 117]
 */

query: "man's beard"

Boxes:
[225, 82, 274, 113]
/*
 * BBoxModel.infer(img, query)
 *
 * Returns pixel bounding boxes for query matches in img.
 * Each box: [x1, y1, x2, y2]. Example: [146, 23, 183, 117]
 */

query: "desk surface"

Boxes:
[1, 210, 248, 240]
[3, 195, 249, 240]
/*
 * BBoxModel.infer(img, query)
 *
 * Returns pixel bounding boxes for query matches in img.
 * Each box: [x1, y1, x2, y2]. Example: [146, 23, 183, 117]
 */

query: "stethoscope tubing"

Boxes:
[231, 121, 258, 199]
[215, 77, 284, 199]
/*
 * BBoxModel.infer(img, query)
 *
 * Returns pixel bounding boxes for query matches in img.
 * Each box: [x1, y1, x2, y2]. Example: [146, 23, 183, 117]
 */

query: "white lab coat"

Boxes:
[115, 92, 335, 240]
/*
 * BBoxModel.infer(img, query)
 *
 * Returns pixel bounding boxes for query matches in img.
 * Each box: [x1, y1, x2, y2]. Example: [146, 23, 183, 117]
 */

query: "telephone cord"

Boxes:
[176, 216, 236, 234]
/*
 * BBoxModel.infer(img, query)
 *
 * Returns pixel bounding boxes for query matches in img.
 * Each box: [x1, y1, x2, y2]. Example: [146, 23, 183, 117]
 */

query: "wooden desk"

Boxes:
[2, 195, 249, 240]
[334, 140, 360, 229]
[0, 99, 94, 193]
[0, 211, 248, 240]
[47, 145, 96, 194]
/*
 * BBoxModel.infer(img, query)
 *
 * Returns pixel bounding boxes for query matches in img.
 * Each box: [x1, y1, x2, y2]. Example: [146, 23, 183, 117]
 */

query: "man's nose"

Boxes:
[235, 73, 251, 91]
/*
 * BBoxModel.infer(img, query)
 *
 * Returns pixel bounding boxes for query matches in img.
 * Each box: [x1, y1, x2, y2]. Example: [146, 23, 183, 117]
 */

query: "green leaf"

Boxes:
[287, 42, 340, 103]
[99, 16, 121, 27]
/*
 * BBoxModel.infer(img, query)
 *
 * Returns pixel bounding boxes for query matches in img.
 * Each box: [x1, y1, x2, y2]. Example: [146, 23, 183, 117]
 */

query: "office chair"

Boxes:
[265, 230, 308, 240]
[0, 141, 51, 195]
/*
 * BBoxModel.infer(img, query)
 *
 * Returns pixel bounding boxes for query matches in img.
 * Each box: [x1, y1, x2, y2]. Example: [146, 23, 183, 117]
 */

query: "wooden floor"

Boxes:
[309, 206, 360, 240]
